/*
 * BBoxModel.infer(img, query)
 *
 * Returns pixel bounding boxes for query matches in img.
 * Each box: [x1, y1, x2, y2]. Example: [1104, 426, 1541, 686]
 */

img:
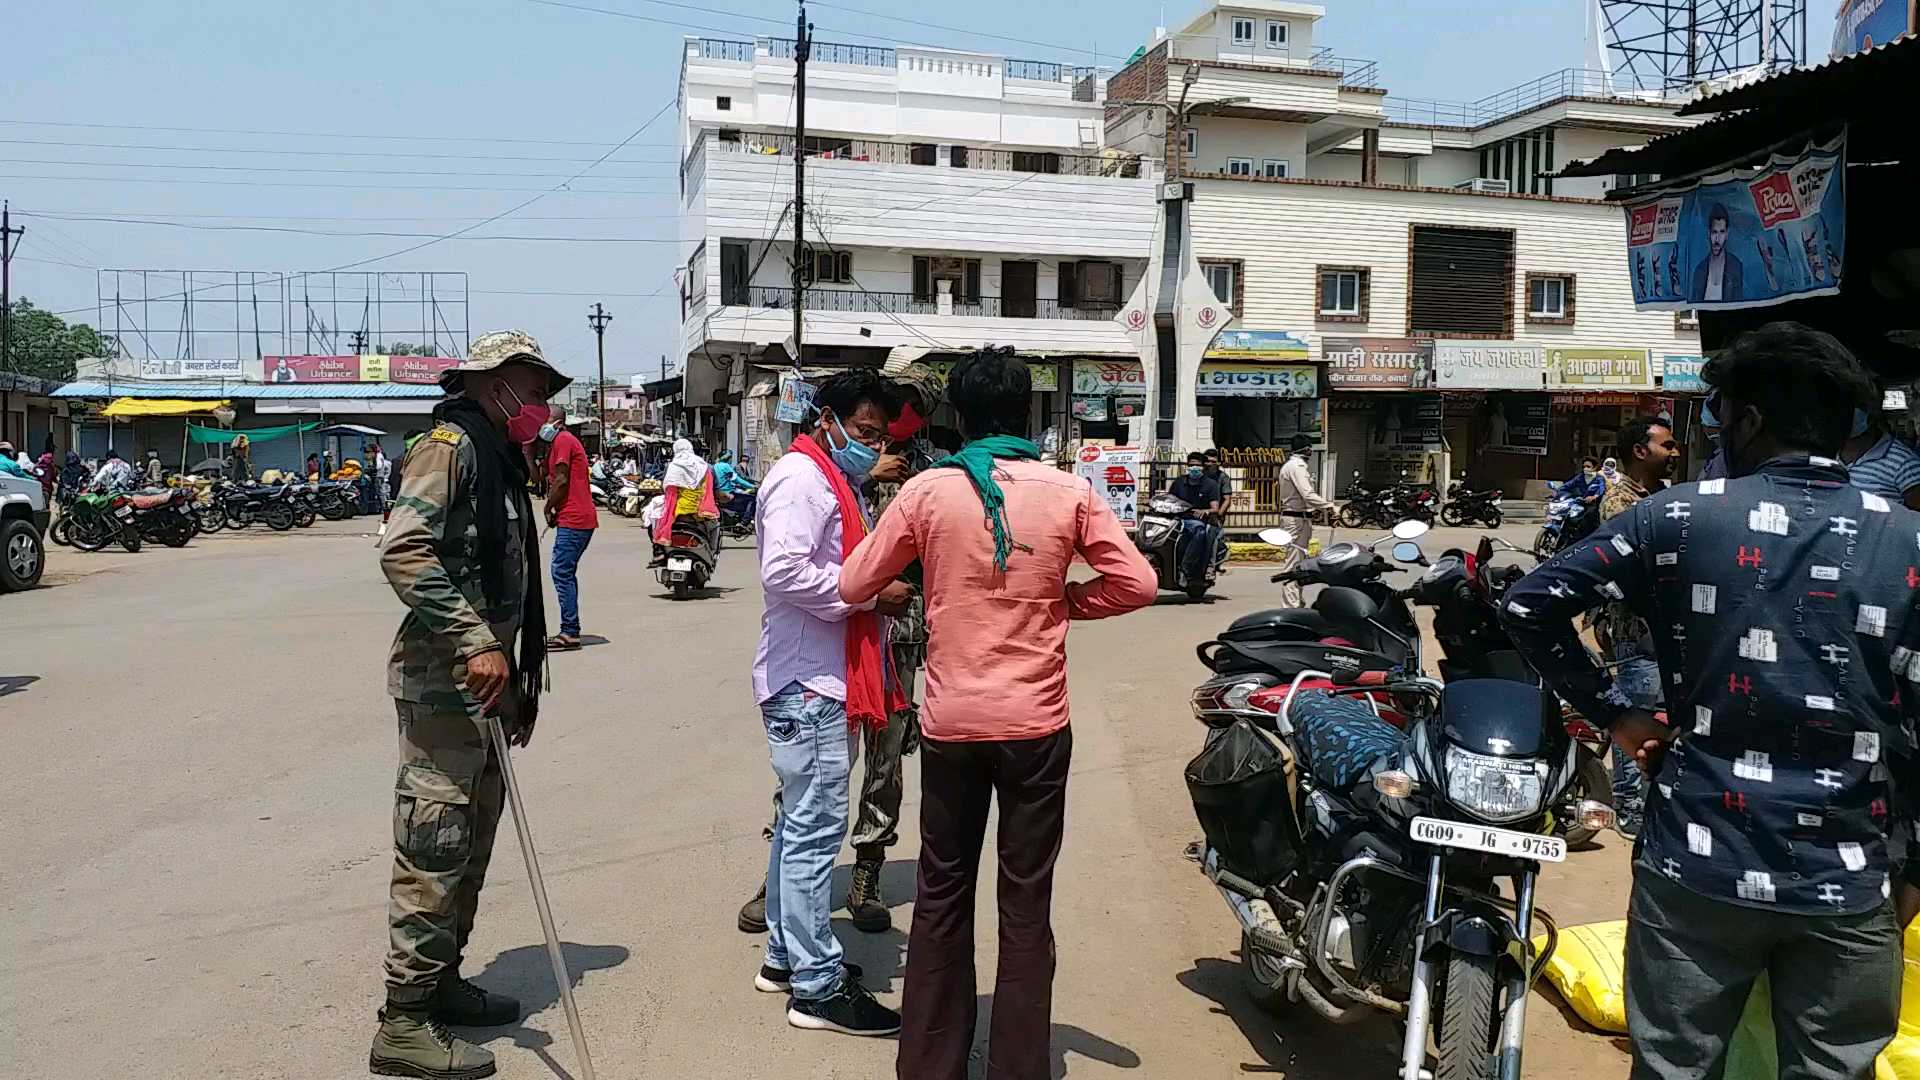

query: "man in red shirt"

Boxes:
[541, 406, 598, 649]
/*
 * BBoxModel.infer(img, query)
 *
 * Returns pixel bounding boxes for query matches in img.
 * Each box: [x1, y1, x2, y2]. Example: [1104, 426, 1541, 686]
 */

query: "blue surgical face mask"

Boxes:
[824, 410, 879, 482]
[538, 422, 560, 443]
[1851, 408, 1870, 439]
[1187, 466, 1205, 479]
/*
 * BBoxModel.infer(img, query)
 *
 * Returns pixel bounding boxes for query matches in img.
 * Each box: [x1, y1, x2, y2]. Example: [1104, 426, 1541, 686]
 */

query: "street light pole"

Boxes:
[587, 303, 612, 446]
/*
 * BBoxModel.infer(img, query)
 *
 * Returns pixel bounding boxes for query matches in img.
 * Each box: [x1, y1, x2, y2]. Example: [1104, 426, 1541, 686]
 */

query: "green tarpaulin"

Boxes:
[186, 421, 320, 445]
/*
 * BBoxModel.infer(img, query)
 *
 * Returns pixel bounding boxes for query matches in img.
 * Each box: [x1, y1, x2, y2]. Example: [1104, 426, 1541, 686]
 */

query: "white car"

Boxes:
[0, 468, 48, 591]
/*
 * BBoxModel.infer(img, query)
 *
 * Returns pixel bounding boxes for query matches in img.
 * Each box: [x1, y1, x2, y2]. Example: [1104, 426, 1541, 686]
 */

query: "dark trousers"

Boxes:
[898, 728, 1072, 1080]
[1625, 867, 1900, 1080]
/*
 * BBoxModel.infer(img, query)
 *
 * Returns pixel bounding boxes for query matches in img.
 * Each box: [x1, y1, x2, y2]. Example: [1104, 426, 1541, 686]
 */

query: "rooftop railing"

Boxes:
[1381, 67, 1682, 128]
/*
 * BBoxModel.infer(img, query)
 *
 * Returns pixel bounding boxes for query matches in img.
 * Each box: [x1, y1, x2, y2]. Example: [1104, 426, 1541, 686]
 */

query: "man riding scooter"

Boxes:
[1168, 452, 1225, 589]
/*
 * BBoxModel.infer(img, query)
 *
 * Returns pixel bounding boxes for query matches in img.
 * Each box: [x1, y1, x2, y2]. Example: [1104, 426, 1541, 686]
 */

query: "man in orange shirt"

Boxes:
[840, 348, 1156, 1080]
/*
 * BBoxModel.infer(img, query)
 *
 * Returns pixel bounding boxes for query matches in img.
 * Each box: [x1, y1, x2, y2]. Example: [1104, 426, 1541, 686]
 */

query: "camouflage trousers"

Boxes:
[383, 699, 506, 1007]
[764, 652, 920, 863]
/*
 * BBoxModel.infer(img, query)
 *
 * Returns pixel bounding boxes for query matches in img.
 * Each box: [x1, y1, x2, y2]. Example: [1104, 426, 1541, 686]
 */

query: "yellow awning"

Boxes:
[101, 398, 232, 418]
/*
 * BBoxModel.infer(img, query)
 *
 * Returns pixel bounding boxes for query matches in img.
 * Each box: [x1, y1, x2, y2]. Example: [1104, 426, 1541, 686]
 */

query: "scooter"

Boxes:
[1533, 482, 1592, 556]
[654, 517, 717, 599]
[1135, 492, 1223, 601]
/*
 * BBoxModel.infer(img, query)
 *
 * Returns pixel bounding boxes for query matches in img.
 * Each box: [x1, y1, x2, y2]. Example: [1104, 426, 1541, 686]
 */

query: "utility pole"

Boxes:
[347, 328, 369, 353]
[587, 303, 612, 443]
[1, 201, 24, 376]
[790, 2, 811, 369]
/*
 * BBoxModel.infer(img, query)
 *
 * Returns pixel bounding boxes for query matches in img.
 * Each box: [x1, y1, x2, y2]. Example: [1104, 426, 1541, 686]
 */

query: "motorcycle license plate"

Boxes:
[669, 558, 693, 571]
[115, 507, 133, 519]
[1410, 816, 1565, 863]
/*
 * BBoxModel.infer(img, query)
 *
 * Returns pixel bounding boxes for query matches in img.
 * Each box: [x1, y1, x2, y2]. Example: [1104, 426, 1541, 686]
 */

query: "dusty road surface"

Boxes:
[1, 517, 1634, 1079]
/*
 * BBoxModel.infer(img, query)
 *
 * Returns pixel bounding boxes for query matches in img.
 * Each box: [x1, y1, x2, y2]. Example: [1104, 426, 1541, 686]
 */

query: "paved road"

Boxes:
[1, 516, 1633, 1079]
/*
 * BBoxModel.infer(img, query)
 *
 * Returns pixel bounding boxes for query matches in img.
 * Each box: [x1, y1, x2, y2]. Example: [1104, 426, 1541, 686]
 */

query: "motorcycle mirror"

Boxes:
[1390, 519, 1430, 541]
[1392, 540, 1425, 564]
[1258, 527, 1296, 549]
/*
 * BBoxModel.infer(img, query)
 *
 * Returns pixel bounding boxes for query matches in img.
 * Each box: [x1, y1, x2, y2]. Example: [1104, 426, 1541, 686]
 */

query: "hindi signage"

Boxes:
[1369, 394, 1445, 451]
[139, 356, 247, 379]
[1074, 444, 1141, 528]
[1434, 342, 1545, 390]
[1832, 0, 1913, 58]
[1547, 347, 1654, 390]
[1661, 354, 1707, 393]
[1073, 359, 1147, 396]
[1321, 337, 1434, 390]
[1196, 362, 1320, 398]
[1488, 393, 1552, 456]
[1622, 132, 1846, 312]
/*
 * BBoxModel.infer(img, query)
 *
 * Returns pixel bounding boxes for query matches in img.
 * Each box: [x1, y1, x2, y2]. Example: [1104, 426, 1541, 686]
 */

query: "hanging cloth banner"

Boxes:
[1621, 131, 1846, 312]
[100, 398, 232, 418]
[186, 421, 320, 445]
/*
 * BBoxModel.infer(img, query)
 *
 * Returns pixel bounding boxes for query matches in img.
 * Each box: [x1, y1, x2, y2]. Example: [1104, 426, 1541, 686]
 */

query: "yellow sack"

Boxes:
[1531, 920, 1629, 1035]
[1878, 919, 1920, 1080]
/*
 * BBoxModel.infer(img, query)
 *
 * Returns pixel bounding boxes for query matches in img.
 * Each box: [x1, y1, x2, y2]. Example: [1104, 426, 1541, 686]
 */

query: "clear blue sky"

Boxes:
[4, 0, 1838, 384]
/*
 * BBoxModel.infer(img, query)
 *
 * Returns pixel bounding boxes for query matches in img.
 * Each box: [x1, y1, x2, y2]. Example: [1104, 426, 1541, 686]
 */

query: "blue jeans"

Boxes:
[1609, 644, 1660, 825]
[762, 682, 859, 1000]
[1176, 517, 1220, 582]
[550, 526, 594, 637]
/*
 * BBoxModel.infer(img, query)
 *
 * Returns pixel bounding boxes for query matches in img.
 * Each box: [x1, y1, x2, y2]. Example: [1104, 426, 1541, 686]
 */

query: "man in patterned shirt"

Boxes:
[1503, 322, 1920, 1080]
[1842, 407, 1920, 510]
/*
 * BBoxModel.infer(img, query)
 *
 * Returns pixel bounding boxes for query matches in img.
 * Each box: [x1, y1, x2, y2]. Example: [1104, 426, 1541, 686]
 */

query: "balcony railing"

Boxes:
[1309, 48, 1380, 90]
[705, 131, 1146, 178]
[735, 284, 1122, 321]
[694, 37, 755, 62]
[1164, 34, 1380, 89]
[766, 37, 897, 68]
[1382, 67, 1682, 128]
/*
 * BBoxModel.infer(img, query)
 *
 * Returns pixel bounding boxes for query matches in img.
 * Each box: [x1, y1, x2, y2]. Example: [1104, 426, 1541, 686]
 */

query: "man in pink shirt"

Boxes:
[840, 348, 1156, 1080]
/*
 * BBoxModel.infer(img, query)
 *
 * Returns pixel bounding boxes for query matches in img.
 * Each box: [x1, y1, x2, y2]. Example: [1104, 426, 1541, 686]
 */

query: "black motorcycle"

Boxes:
[216, 482, 297, 531]
[1183, 531, 1611, 1080]
[1337, 472, 1394, 529]
[1442, 479, 1505, 528]
[129, 488, 196, 548]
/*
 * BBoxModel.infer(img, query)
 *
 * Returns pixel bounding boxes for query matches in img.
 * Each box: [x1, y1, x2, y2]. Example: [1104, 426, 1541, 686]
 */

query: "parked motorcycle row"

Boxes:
[1182, 518, 1618, 1080]
[50, 478, 366, 553]
[1337, 470, 1439, 529]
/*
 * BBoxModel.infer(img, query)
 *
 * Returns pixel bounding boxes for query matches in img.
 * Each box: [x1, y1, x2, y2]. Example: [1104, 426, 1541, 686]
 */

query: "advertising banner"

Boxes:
[1547, 347, 1655, 390]
[139, 356, 248, 379]
[1205, 329, 1310, 361]
[1434, 342, 1545, 390]
[386, 355, 461, 384]
[1073, 359, 1147, 396]
[1662, 354, 1707, 393]
[1073, 444, 1141, 528]
[774, 373, 815, 423]
[923, 359, 1057, 393]
[1372, 394, 1445, 451]
[1487, 393, 1552, 455]
[1196, 363, 1320, 398]
[1622, 132, 1846, 312]
[261, 354, 461, 384]
[1322, 337, 1434, 390]
[1832, 0, 1914, 57]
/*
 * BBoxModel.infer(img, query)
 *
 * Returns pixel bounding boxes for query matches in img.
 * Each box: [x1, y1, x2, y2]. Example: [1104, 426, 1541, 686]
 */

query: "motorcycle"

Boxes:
[654, 516, 717, 599]
[129, 488, 196, 548]
[65, 491, 143, 553]
[288, 483, 320, 528]
[1135, 491, 1222, 601]
[1183, 527, 1613, 1080]
[215, 482, 297, 531]
[1532, 482, 1591, 557]
[1337, 472, 1394, 529]
[314, 480, 359, 520]
[1442, 479, 1505, 529]
[718, 487, 757, 540]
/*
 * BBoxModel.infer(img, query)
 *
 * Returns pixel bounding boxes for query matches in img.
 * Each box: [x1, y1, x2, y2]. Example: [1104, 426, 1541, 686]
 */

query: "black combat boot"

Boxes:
[739, 880, 768, 934]
[847, 857, 889, 933]
[431, 975, 521, 1027]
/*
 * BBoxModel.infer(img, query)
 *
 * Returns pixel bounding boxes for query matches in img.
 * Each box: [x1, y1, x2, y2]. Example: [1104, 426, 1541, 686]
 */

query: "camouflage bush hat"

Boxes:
[890, 362, 945, 414]
[440, 329, 573, 397]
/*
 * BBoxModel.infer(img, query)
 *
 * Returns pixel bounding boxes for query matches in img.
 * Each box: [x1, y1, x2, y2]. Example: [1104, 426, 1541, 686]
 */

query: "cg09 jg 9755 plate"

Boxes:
[1410, 816, 1566, 862]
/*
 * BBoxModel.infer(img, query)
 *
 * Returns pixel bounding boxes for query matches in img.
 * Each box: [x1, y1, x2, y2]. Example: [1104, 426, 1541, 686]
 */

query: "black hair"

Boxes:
[811, 368, 901, 428]
[1702, 321, 1874, 456]
[948, 347, 1031, 438]
[1581, 455, 1599, 468]
[1203, 449, 1221, 461]
[1613, 414, 1671, 465]
[1186, 451, 1207, 465]
[1708, 203, 1730, 228]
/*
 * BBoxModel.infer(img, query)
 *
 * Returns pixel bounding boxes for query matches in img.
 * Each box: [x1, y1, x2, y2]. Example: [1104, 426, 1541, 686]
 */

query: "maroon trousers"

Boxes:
[897, 728, 1072, 1080]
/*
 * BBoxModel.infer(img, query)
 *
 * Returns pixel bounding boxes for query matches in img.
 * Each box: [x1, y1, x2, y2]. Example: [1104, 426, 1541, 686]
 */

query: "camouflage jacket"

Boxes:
[380, 422, 530, 716]
[865, 434, 937, 651]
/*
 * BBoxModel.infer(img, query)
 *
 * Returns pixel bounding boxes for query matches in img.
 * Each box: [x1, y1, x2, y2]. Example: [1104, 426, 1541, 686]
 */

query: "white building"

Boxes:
[1105, 0, 1710, 493]
[675, 35, 1163, 463]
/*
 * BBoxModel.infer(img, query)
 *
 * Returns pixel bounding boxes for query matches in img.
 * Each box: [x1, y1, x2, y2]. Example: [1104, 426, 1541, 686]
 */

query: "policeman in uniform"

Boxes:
[369, 330, 569, 1080]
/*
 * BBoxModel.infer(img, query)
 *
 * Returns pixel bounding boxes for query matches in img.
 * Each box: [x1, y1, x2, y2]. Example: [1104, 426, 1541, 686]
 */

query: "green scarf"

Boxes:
[933, 435, 1041, 571]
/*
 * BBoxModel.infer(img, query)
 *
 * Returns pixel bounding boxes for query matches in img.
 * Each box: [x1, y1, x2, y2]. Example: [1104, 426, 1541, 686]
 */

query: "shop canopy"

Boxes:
[313, 423, 387, 437]
[186, 421, 320, 445]
[101, 397, 231, 418]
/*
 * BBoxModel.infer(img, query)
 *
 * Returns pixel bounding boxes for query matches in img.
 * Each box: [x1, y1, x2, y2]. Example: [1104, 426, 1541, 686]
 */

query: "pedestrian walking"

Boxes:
[541, 406, 597, 651]
[370, 329, 569, 1080]
[1502, 322, 1920, 1080]
[751, 369, 913, 1038]
[1272, 434, 1333, 608]
[840, 349, 1156, 1080]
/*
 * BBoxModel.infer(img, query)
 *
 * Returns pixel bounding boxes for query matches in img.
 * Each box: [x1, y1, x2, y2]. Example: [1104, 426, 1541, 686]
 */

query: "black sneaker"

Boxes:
[786, 976, 900, 1037]
[755, 961, 863, 994]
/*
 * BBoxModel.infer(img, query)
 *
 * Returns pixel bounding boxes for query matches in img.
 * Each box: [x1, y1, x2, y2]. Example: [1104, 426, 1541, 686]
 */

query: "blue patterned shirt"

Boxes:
[1502, 454, 1920, 915]
[1846, 433, 1920, 503]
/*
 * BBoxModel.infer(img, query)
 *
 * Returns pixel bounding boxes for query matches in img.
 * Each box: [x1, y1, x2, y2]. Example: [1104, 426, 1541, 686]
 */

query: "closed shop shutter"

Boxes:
[1327, 400, 1375, 488]
[1409, 226, 1515, 338]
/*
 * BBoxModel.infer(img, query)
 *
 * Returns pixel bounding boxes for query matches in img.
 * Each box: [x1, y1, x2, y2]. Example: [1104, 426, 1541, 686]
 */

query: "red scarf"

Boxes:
[788, 433, 902, 731]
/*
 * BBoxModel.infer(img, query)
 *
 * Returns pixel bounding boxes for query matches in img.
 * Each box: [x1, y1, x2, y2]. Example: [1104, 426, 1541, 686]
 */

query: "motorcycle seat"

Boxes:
[1201, 638, 1396, 680]
[1289, 690, 1407, 793]
[1221, 608, 1335, 643]
[130, 492, 174, 509]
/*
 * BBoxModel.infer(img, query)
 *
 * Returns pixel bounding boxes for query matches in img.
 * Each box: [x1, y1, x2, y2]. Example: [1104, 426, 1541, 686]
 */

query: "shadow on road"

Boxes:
[0, 674, 40, 698]
[651, 586, 744, 601]
[467, 941, 630, 1080]
[1175, 956, 1402, 1076]
[966, 994, 1141, 1079]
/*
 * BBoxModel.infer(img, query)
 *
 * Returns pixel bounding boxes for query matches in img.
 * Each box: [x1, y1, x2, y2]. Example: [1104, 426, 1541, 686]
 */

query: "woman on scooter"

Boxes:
[649, 438, 718, 566]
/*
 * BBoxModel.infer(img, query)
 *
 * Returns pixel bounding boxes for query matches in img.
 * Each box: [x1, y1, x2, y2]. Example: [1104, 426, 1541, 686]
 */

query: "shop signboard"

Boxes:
[774, 372, 815, 423]
[923, 358, 1058, 393]
[1196, 363, 1319, 398]
[1071, 396, 1110, 421]
[1321, 337, 1434, 390]
[386, 355, 462, 384]
[1547, 347, 1654, 390]
[1073, 359, 1147, 396]
[1434, 342, 1545, 390]
[1832, 0, 1914, 58]
[139, 356, 248, 379]
[1074, 444, 1141, 528]
[1205, 329, 1310, 361]
[261, 354, 459, 384]
[1373, 394, 1445, 451]
[1662, 355, 1707, 393]
[1622, 132, 1846, 312]
[1487, 393, 1552, 456]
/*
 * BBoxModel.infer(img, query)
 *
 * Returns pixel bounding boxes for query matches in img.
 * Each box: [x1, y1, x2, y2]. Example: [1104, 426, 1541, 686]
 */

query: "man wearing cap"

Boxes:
[1273, 434, 1333, 609]
[370, 329, 569, 1080]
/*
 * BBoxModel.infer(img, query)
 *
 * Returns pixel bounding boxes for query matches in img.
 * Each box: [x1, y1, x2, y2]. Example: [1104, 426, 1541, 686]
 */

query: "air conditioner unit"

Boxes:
[1455, 177, 1512, 194]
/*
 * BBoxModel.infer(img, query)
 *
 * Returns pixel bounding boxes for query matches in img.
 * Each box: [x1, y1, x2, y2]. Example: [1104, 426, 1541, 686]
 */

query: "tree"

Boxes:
[3, 298, 116, 381]
[385, 341, 440, 356]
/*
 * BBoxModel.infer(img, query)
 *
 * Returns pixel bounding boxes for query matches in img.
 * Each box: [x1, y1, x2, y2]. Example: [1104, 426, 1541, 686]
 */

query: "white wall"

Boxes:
[1187, 178, 1700, 357]
[1177, 7, 1317, 65]
[1312, 151, 1416, 185]
[1552, 124, 1649, 200]
[1410, 147, 1482, 190]
[1189, 115, 1309, 176]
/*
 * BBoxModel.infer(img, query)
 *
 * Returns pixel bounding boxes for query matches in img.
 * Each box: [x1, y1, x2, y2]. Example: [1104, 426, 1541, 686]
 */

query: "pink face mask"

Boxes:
[496, 383, 549, 444]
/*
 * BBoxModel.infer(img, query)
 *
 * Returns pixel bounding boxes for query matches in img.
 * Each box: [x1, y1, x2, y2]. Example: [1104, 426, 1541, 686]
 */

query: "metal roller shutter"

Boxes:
[1408, 226, 1515, 338]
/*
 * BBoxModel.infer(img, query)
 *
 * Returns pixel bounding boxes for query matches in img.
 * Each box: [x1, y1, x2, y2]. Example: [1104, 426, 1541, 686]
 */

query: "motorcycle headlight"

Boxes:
[1140, 519, 1172, 546]
[1442, 746, 1545, 823]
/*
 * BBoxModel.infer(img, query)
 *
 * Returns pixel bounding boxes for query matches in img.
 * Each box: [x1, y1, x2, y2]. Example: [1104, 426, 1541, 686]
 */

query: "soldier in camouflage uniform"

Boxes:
[738, 364, 942, 936]
[370, 330, 570, 1080]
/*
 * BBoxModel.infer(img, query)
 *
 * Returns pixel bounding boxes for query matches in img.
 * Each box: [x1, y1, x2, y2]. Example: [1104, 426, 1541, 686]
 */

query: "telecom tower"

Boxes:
[1599, 0, 1809, 90]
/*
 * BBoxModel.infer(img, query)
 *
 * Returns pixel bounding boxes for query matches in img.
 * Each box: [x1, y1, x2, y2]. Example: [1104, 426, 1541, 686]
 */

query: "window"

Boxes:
[1318, 267, 1367, 320]
[1200, 260, 1241, 314]
[1058, 260, 1123, 308]
[913, 256, 982, 304]
[720, 240, 750, 306]
[1010, 150, 1062, 174]
[716, 95, 732, 111]
[1262, 158, 1289, 178]
[1525, 273, 1574, 324]
[910, 143, 937, 166]
[1265, 20, 1288, 48]
[1182, 128, 1197, 158]
[805, 248, 852, 285]
[1226, 157, 1254, 177]
[1408, 225, 1515, 337]
[948, 144, 970, 169]
[1675, 309, 1700, 332]
[1231, 16, 1256, 44]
